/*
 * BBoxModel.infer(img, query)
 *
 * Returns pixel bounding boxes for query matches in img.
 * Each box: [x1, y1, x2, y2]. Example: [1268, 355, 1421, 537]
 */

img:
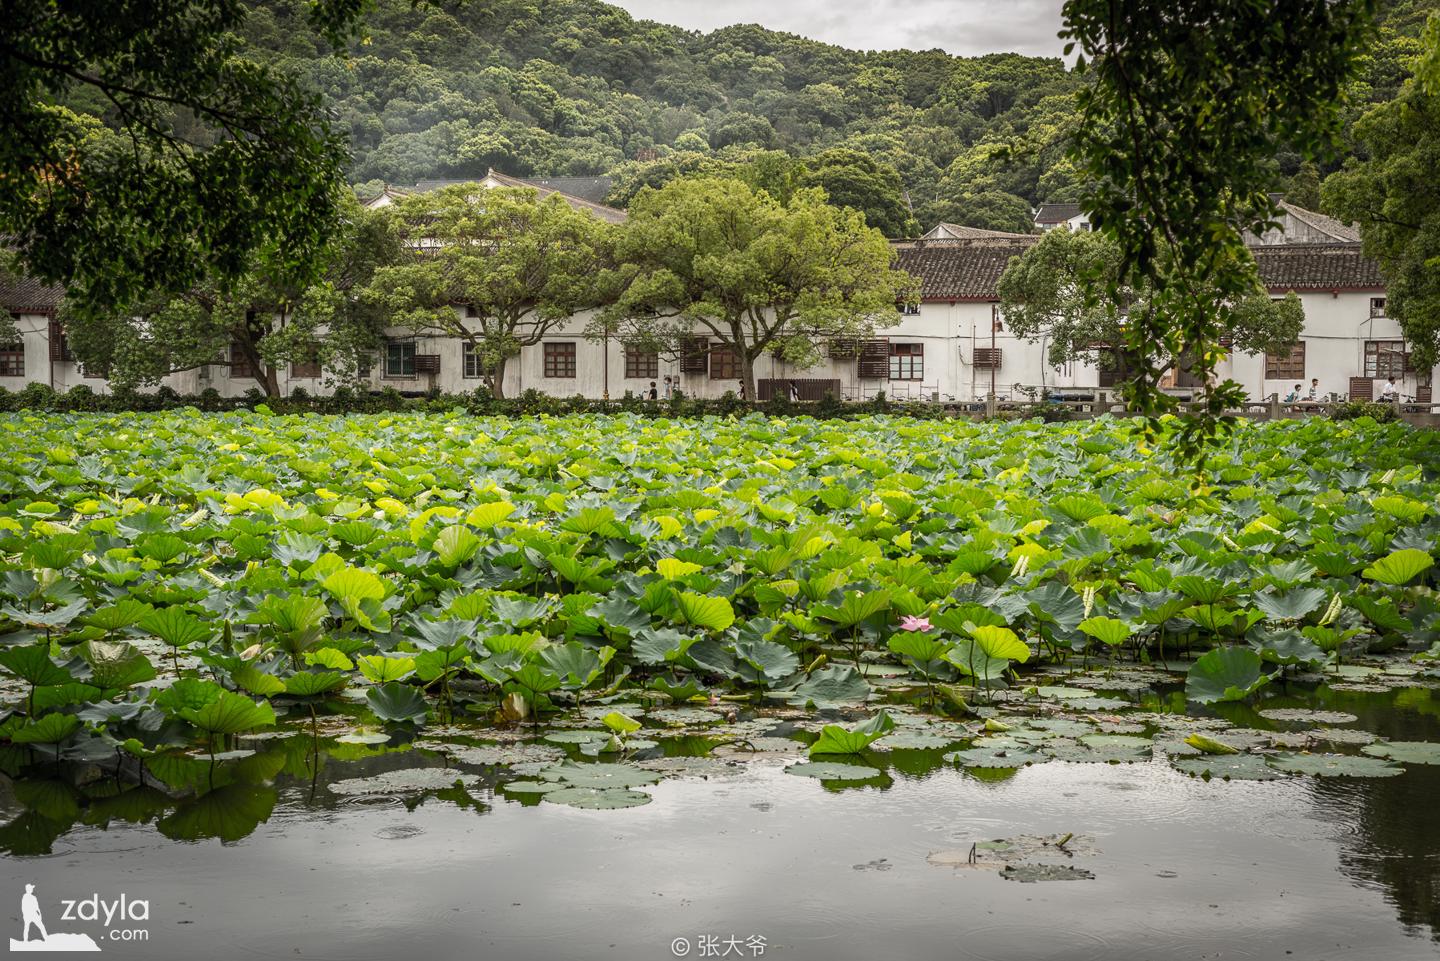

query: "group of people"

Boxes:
[643, 377, 803, 402]
[1283, 376, 1402, 404]
[644, 376, 679, 401]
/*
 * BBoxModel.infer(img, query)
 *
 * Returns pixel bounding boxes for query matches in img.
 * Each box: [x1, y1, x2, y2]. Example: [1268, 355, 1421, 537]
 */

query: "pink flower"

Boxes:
[899, 615, 933, 632]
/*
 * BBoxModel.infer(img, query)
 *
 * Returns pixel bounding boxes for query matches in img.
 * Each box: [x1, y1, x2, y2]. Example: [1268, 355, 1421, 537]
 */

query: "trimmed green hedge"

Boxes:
[0, 382, 967, 421]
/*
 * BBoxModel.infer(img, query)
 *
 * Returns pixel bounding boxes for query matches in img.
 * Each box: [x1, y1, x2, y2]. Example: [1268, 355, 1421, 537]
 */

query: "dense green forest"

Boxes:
[167, 1, 1440, 233]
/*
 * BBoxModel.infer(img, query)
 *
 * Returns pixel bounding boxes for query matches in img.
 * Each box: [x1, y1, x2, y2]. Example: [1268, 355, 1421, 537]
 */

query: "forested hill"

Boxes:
[239, 0, 1437, 234]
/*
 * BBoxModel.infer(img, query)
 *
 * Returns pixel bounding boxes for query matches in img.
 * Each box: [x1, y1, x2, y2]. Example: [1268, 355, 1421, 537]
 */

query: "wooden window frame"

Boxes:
[384, 340, 417, 379]
[0, 340, 24, 377]
[1364, 340, 1410, 379]
[1265, 341, 1306, 380]
[624, 346, 659, 380]
[462, 341, 486, 379]
[543, 341, 577, 379]
[888, 342, 924, 381]
[709, 344, 739, 380]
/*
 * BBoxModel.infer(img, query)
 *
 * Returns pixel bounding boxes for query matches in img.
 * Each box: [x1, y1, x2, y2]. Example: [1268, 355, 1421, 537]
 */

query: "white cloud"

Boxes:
[609, 0, 1068, 58]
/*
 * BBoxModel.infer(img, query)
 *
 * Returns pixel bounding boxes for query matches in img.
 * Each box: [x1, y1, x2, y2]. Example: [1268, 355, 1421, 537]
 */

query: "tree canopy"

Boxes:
[998, 227, 1304, 371]
[598, 177, 916, 401]
[3, 0, 370, 313]
[1060, 0, 1378, 454]
[364, 185, 613, 397]
[1325, 11, 1440, 371]
[59, 196, 399, 396]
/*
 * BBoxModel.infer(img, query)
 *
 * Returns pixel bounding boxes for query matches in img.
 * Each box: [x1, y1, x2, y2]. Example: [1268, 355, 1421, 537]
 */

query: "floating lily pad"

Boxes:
[1361, 741, 1440, 765]
[542, 787, 652, 809]
[877, 730, 964, 750]
[335, 732, 392, 745]
[1309, 728, 1377, 746]
[538, 760, 662, 789]
[1035, 685, 1094, 700]
[329, 768, 480, 795]
[944, 747, 1041, 769]
[784, 761, 883, 780]
[1258, 709, 1358, 725]
[1000, 863, 1095, 882]
[1078, 733, 1153, 750]
[1172, 754, 1283, 781]
[500, 779, 566, 794]
[1267, 752, 1403, 777]
[543, 730, 611, 744]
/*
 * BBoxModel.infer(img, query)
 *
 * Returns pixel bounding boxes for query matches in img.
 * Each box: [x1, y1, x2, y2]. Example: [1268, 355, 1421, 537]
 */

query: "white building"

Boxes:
[3, 195, 1429, 406]
[1033, 203, 1092, 232]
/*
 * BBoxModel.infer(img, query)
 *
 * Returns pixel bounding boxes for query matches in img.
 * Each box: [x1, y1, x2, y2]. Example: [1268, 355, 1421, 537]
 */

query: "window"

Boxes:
[1365, 340, 1410, 378]
[356, 353, 374, 379]
[896, 302, 920, 316]
[462, 342, 487, 379]
[680, 338, 709, 374]
[625, 346, 659, 379]
[1370, 296, 1387, 317]
[1265, 341, 1306, 380]
[0, 340, 23, 377]
[889, 343, 924, 380]
[230, 339, 253, 378]
[709, 344, 739, 380]
[291, 349, 321, 379]
[48, 318, 73, 362]
[543, 341, 576, 378]
[385, 340, 416, 378]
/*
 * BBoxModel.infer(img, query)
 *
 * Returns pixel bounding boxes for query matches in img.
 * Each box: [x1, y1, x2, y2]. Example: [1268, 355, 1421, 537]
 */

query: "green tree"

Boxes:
[1286, 161, 1323, 210]
[930, 191, 1036, 234]
[1060, 0, 1375, 454]
[365, 185, 614, 398]
[59, 196, 400, 396]
[2, 0, 367, 313]
[598, 177, 916, 401]
[795, 148, 919, 237]
[1324, 13, 1440, 370]
[998, 227, 1304, 373]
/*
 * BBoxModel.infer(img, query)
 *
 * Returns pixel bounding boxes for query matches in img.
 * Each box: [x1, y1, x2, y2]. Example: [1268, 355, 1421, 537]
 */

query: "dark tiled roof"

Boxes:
[1254, 243, 1383, 290]
[0, 273, 63, 312]
[1034, 202, 1083, 223]
[893, 238, 1382, 301]
[1275, 201, 1361, 243]
[925, 222, 1036, 240]
[891, 237, 1038, 301]
[520, 176, 614, 205]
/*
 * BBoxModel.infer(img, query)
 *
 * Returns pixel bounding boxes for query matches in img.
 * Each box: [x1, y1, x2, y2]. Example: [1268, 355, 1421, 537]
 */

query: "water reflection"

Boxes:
[1, 681, 1439, 957]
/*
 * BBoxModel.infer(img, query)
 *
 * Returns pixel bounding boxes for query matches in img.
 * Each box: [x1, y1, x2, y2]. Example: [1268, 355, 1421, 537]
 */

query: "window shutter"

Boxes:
[973, 347, 1003, 369]
[856, 339, 890, 378]
[48, 318, 63, 361]
[414, 354, 441, 374]
[1348, 377, 1373, 401]
[680, 338, 709, 374]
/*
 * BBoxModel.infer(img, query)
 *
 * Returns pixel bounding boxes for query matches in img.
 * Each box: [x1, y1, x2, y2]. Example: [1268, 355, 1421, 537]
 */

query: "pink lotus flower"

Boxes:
[899, 615, 933, 632]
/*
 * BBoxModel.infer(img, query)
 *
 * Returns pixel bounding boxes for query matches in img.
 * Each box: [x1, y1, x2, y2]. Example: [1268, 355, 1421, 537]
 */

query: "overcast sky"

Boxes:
[609, 0, 1068, 58]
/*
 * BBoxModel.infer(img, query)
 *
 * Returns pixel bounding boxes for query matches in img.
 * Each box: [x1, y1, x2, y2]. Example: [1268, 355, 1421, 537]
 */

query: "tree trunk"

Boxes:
[262, 364, 280, 398]
[490, 355, 508, 399]
[739, 349, 757, 405]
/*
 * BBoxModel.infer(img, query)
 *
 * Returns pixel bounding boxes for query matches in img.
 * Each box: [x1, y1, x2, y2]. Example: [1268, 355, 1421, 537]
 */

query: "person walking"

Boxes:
[1307, 377, 1320, 401]
[788, 380, 801, 402]
[662, 376, 673, 400]
[647, 381, 658, 400]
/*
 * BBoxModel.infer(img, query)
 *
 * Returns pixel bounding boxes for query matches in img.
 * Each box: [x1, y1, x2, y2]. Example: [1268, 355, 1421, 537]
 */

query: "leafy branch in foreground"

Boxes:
[1059, 0, 1376, 458]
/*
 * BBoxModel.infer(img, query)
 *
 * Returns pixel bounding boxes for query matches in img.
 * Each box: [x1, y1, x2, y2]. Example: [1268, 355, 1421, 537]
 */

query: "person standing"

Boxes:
[22, 883, 48, 943]
[647, 381, 658, 400]
[662, 376, 673, 400]
[788, 380, 801, 402]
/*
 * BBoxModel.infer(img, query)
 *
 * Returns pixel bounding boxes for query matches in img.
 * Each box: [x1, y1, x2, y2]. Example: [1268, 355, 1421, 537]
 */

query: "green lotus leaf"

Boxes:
[1077, 616, 1132, 647]
[1362, 548, 1434, 586]
[10, 712, 81, 744]
[179, 691, 276, 736]
[366, 682, 429, 725]
[788, 665, 871, 708]
[784, 761, 884, 781]
[0, 644, 74, 687]
[1267, 752, 1404, 777]
[542, 787, 652, 809]
[1361, 741, 1440, 764]
[673, 592, 735, 632]
[809, 711, 896, 756]
[284, 671, 348, 696]
[1185, 647, 1271, 704]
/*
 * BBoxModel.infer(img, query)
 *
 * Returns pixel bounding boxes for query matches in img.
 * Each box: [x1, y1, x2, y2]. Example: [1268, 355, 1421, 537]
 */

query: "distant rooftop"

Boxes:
[922, 222, 1036, 241]
[371, 170, 626, 223]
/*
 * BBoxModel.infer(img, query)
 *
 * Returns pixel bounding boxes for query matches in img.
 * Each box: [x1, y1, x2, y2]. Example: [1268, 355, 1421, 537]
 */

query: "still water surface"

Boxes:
[4, 685, 1438, 961]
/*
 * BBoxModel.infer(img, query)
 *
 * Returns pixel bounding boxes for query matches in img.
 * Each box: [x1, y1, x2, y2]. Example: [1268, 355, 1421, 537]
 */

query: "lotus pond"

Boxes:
[3, 410, 1440, 958]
